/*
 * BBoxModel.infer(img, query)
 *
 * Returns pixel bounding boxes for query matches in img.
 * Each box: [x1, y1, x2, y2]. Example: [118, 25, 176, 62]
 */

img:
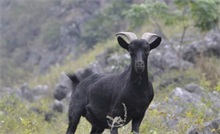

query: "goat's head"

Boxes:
[116, 32, 161, 74]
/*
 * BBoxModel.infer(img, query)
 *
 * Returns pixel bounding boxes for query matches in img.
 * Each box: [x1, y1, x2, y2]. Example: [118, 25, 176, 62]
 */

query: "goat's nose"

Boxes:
[136, 61, 144, 67]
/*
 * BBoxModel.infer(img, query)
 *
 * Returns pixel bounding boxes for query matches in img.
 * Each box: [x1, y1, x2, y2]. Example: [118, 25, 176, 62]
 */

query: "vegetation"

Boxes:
[0, 0, 132, 87]
[81, 0, 131, 46]
[1, 55, 220, 133]
[125, 0, 219, 37]
[124, 0, 219, 70]
[0, 0, 62, 86]
[0, 0, 220, 134]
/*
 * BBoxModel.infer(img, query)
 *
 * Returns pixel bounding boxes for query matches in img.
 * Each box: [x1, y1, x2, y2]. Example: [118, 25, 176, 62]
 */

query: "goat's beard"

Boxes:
[135, 66, 145, 74]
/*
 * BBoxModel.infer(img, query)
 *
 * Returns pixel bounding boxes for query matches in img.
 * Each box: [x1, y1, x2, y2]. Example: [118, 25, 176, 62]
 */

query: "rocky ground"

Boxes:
[1, 30, 220, 133]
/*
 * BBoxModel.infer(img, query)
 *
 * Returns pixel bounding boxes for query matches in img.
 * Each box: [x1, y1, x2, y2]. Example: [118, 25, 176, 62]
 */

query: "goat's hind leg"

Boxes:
[66, 114, 80, 134]
[66, 102, 84, 134]
[90, 126, 104, 134]
[66, 110, 82, 134]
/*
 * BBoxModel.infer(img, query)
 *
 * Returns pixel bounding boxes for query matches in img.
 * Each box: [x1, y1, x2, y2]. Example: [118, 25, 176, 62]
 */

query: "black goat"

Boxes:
[66, 32, 162, 134]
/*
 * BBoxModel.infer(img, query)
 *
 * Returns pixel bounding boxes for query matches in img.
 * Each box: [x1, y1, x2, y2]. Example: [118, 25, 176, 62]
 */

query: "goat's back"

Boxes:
[71, 73, 103, 93]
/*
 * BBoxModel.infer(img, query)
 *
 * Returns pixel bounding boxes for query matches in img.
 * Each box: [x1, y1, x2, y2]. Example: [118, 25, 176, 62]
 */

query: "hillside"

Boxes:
[0, 0, 220, 134]
[0, 0, 131, 86]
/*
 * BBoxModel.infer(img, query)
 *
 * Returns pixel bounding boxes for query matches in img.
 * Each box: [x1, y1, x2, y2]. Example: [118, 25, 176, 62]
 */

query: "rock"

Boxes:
[171, 87, 202, 103]
[52, 100, 64, 113]
[0, 0, 104, 75]
[105, 53, 130, 73]
[149, 44, 193, 77]
[166, 117, 179, 129]
[44, 112, 56, 122]
[208, 91, 220, 113]
[0, 87, 20, 98]
[159, 76, 184, 89]
[181, 41, 203, 63]
[168, 86, 204, 113]
[32, 85, 49, 95]
[188, 118, 220, 134]
[158, 83, 219, 129]
[211, 119, 220, 130]
[18, 83, 49, 102]
[54, 85, 69, 101]
[204, 30, 220, 57]
[184, 83, 204, 96]
[54, 73, 72, 101]
[20, 83, 35, 102]
[182, 30, 220, 63]
[167, 83, 215, 116]
[188, 128, 202, 134]
[92, 47, 131, 74]
[21, 83, 49, 102]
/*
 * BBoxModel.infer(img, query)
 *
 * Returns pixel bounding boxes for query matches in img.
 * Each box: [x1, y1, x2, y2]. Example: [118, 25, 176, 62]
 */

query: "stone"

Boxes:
[182, 30, 220, 63]
[158, 83, 220, 130]
[20, 83, 35, 102]
[204, 30, 220, 57]
[44, 112, 55, 122]
[54, 73, 72, 100]
[181, 41, 203, 63]
[170, 86, 202, 105]
[52, 100, 64, 113]
[54, 85, 69, 101]
[188, 128, 202, 134]
[184, 83, 204, 95]
[188, 118, 220, 134]
[149, 45, 193, 74]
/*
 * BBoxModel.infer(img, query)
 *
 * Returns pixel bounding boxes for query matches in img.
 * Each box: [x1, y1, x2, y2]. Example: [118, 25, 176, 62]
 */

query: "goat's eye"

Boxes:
[128, 47, 135, 54]
[144, 48, 149, 54]
[129, 46, 134, 51]
[145, 51, 149, 55]
[129, 51, 135, 56]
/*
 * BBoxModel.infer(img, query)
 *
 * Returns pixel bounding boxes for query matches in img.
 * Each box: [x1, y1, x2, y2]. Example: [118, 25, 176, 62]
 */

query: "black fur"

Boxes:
[67, 74, 80, 85]
[66, 35, 161, 134]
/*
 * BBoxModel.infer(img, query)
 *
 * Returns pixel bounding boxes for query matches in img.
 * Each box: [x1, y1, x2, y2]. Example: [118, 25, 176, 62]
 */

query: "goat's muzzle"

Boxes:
[135, 61, 145, 73]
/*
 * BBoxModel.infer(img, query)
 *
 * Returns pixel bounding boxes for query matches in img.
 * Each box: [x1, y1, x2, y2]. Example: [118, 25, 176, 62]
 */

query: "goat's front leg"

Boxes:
[90, 126, 104, 134]
[110, 127, 118, 134]
[131, 112, 145, 134]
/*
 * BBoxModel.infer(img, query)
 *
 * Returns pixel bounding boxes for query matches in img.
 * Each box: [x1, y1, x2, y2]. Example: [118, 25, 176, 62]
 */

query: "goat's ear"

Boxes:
[149, 36, 161, 50]
[117, 36, 129, 51]
[142, 33, 162, 50]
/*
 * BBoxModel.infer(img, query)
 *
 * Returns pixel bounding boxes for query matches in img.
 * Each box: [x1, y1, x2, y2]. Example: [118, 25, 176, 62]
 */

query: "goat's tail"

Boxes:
[67, 73, 80, 92]
[67, 73, 80, 84]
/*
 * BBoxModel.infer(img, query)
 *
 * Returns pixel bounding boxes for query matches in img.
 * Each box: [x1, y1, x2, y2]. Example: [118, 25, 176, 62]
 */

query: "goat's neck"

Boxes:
[129, 65, 149, 86]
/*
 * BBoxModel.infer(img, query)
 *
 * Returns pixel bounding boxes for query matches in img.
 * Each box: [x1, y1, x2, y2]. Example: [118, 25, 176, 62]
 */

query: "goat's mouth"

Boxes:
[135, 66, 145, 74]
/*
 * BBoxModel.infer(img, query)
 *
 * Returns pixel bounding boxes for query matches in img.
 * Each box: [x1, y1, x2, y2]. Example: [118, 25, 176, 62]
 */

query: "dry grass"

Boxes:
[195, 55, 220, 88]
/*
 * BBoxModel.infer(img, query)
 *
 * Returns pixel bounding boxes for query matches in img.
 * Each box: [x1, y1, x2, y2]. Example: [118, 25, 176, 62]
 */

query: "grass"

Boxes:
[1, 62, 219, 134]
[0, 38, 117, 134]
[1, 23, 220, 134]
[195, 55, 220, 89]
